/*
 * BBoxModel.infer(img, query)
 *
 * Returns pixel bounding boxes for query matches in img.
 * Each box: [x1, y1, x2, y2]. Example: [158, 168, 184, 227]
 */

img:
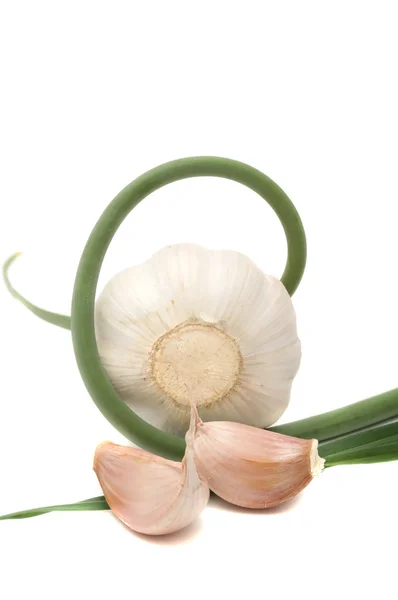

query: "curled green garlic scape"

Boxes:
[3, 156, 398, 476]
[71, 156, 308, 459]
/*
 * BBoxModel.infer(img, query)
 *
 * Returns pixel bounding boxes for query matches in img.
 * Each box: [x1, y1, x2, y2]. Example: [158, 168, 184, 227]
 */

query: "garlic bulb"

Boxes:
[93, 411, 210, 535]
[192, 408, 324, 509]
[95, 243, 301, 435]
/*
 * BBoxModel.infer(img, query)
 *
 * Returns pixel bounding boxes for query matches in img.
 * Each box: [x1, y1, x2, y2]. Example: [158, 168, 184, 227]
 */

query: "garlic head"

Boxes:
[95, 243, 301, 435]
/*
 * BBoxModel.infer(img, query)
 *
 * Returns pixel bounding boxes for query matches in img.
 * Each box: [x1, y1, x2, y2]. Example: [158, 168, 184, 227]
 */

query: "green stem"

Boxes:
[3, 253, 71, 329]
[272, 389, 398, 441]
[0, 496, 109, 521]
[318, 420, 398, 457]
[325, 441, 398, 467]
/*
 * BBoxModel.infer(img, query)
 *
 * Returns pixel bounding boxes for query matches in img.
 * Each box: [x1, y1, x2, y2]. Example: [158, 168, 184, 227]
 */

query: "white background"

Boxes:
[1, 2, 397, 599]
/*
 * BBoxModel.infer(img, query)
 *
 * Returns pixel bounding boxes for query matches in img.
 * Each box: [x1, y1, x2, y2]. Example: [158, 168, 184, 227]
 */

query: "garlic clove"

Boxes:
[93, 413, 210, 535]
[95, 243, 301, 435]
[192, 417, 324, 509]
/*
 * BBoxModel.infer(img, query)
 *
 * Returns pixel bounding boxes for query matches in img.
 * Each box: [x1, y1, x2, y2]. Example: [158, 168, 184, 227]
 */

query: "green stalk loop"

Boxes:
[71, 157, 307, 459]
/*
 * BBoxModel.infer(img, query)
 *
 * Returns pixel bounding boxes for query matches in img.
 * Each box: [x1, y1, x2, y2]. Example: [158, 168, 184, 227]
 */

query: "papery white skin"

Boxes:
[93, 414, 210, 535]
[95, 243, 301, 435]
[191, 408, 325, 509]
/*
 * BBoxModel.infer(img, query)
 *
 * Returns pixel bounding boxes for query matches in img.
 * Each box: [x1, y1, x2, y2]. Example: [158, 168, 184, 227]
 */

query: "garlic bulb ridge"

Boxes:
[95, 243, 301, 435]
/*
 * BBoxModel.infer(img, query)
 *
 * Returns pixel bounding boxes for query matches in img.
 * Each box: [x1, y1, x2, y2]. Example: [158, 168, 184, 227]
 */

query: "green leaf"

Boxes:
[325, 441, 398, 467]
[319, 420, 398, 457]
[0, 496, 109, 521]
[3, 252, 71, 330]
